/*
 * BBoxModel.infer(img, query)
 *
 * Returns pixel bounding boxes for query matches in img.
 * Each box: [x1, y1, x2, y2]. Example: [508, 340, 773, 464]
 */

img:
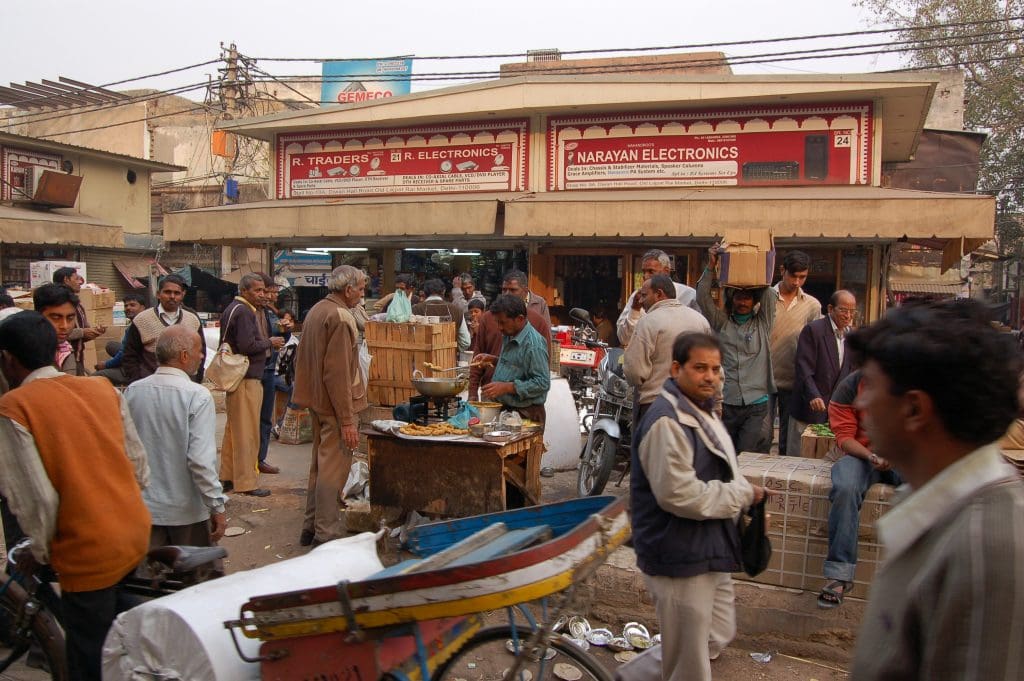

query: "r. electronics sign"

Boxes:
[547, 104, 872, 191]
[275, 120, 529, 199]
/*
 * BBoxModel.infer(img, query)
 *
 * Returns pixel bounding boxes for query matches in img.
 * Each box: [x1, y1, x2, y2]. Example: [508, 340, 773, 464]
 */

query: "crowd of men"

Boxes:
[1, 254, 1022, 681]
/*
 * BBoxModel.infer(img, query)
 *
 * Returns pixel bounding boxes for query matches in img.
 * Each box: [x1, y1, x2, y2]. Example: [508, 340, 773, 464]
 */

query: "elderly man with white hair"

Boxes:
[617, 249, 699, 347]
[291, 265, 368, 547]
[124, 325, 227, 549]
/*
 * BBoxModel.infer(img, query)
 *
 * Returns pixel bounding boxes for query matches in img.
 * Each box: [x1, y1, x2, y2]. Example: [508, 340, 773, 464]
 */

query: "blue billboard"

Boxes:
[320, 58, 413, 106]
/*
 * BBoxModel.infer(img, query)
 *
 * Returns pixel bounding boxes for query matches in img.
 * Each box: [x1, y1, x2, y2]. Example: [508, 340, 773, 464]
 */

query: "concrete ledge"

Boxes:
[581, 546, 863, 664]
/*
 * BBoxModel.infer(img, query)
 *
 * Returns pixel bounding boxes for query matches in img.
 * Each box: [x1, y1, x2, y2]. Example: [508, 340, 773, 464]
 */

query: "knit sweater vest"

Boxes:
[134, 307, 201, 352]
[0, 376, 150, 592]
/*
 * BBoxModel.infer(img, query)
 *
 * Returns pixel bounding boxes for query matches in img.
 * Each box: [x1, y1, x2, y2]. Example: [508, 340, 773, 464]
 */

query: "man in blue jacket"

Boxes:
[631, 332, 767, 681]
[93, 293, 148, 386]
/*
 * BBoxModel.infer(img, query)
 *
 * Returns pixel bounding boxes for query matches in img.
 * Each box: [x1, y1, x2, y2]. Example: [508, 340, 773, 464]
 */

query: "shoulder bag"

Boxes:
[206, 304, 249, 393]
[739, 498, 773, 577]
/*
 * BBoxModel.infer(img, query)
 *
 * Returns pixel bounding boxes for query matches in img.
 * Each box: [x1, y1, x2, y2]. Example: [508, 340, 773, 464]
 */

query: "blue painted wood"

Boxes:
[405, 496, 617, 557]
[369, 559, 423, 579]
[445, 526, 553, 568]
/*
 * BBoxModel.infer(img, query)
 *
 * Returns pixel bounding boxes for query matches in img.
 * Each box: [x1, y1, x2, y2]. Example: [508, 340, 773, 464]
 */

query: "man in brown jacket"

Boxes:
[292, 265, 368, 546]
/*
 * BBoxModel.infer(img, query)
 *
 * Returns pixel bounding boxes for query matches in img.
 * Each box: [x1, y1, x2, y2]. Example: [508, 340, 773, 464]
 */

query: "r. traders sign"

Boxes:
[275, 120, 529, 199]
[546, 104, 872, 191]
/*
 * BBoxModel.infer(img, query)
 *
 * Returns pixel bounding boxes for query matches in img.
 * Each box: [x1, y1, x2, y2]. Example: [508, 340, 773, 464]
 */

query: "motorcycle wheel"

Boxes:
[577, 432, 617, 496]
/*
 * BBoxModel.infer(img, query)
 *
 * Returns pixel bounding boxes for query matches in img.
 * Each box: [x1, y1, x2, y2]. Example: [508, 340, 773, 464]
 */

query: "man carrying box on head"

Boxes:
[696, 244, 776, 454]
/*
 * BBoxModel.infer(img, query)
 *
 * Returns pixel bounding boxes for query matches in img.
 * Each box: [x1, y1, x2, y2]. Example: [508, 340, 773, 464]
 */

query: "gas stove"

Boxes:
[392, 394, 461, 425]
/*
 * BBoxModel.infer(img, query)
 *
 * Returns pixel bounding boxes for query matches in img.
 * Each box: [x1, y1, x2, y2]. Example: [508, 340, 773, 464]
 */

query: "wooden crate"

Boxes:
[800, 425, 837, 459]
[365, 321, 457, 406]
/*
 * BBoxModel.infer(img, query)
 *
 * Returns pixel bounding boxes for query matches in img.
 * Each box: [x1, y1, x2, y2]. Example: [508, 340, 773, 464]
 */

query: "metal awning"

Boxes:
[113, 258, 169, 289]
[163, 186, 993, 246]
[0, 204, 123, 248]
[888, 280, 964, 294]
[502, 186, 994, 240]
[164, 194, 502, 245]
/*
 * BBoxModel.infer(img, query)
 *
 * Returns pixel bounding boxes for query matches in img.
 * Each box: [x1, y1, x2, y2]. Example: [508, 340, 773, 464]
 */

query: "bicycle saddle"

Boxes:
[147, 545, 227, 572]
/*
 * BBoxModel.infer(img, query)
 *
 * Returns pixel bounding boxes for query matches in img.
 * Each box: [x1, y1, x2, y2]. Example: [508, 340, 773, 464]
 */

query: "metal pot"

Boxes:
[411, 369, 468, 398]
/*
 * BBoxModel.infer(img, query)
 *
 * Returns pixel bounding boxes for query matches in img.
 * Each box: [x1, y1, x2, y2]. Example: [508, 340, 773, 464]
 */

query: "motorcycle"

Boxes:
[577, 344, 633, 496]
[555, 308, 605, 418]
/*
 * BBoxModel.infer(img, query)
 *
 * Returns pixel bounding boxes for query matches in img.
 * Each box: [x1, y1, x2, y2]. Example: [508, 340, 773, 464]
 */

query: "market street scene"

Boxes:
[0, 1, 1023, 679]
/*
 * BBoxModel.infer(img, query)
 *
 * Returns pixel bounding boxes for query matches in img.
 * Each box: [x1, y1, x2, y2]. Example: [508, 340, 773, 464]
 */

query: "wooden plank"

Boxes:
[407, 523, 508, 573]
[446, 526, 553, 568]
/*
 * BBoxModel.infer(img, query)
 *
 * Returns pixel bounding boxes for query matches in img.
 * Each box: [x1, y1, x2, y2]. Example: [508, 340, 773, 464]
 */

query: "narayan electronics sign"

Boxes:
[275, 120, 529, 198]
[320, 59, 413, 105]
[546, 104, 873, 191]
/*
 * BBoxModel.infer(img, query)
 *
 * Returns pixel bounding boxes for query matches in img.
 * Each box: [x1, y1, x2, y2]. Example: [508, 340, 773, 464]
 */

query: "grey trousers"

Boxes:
[633, 572, 736, 681]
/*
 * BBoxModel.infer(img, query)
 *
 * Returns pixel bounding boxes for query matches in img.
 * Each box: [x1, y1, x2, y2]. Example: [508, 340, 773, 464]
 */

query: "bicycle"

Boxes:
[0, 540, 226, 679]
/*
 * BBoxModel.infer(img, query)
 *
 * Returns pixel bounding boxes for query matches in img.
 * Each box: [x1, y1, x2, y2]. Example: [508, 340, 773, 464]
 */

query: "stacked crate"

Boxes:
[364, 321, 457, 406]
[78, 288, 116, 369]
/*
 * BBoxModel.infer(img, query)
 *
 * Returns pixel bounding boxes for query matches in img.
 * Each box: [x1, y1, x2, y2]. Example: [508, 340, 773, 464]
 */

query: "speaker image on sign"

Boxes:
[804, 134, 829, 180]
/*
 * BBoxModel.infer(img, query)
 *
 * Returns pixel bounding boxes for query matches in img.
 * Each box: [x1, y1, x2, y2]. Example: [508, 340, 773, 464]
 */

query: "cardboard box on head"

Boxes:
[719, 229, 775, 287]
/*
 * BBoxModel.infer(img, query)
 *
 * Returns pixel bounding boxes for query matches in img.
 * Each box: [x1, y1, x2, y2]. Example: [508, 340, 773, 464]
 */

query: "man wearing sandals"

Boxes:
[846, 299, 1024, 680]
[816, 368, 902, 609]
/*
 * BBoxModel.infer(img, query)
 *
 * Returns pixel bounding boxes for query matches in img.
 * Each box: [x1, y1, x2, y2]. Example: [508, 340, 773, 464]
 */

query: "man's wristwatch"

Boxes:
[868, 453, 879, 466]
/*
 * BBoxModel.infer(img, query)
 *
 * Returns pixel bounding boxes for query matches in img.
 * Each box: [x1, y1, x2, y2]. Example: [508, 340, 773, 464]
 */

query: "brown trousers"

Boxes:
[303, 411, 352, 542]
[220, 378, 262, 492]
[149, 520, 212, 548]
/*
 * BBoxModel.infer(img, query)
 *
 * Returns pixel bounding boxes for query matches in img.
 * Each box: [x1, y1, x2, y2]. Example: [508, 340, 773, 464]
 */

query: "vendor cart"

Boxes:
[225, 495, 630, 681]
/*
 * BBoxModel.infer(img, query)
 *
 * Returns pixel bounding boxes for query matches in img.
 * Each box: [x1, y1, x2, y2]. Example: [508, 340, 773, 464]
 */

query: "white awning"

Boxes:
[0, 204, 123, 248]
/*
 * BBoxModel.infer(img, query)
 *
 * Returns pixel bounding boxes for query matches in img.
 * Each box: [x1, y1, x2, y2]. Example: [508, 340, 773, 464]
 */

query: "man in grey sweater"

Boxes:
[848, 298, 1024, 681]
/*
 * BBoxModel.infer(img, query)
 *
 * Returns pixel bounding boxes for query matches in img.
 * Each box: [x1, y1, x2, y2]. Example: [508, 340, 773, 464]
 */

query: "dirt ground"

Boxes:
[0, 423, 849, 679]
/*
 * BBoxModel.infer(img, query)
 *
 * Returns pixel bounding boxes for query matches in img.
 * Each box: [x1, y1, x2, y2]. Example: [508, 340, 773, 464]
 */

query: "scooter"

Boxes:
[577, 345, 633, 496]
[555, 309, 605, 417]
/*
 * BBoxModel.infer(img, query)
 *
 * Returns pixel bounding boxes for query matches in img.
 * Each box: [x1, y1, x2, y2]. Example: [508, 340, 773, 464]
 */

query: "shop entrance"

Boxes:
[551, 255, 623, 324]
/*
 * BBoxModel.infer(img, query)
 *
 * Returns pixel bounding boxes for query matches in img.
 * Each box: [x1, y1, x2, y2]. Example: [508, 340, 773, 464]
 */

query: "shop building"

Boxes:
[165, 71, 993, 322]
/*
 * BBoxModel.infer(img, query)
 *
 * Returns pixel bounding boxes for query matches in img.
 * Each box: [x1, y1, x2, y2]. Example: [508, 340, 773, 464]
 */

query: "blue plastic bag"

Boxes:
[386, 290, 412, 323]
[447, 400, 481, 429]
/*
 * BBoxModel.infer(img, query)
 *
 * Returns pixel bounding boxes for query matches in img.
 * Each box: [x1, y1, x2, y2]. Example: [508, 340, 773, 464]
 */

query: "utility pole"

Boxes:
[218, 42, 239, 277]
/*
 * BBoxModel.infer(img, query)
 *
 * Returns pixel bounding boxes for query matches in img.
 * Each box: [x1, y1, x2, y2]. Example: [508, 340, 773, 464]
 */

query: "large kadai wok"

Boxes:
[410, 369, 468, 398]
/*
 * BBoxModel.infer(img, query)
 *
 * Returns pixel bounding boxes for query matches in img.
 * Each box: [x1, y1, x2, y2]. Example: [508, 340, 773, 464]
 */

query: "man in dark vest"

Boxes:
[630, 332, 767, 681]
[123, 274, 206, 383]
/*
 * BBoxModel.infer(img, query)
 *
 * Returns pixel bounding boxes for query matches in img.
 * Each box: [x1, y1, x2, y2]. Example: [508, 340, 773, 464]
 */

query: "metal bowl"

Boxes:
[468, 401, 502, 423]
[468, 422, 490, 438]
[411, 376, 468, 398]
[482, 430, 514, 444]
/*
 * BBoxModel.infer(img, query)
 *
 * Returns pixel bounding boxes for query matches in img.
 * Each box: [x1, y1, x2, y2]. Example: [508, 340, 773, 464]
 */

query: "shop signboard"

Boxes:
[275, 120, 529, 199]
[547, 104, 872, 191]
[320, 58, 413, 106]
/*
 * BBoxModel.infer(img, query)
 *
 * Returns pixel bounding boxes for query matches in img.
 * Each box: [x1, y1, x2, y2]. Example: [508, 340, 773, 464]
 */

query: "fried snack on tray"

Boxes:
[398, 422, 469, 436]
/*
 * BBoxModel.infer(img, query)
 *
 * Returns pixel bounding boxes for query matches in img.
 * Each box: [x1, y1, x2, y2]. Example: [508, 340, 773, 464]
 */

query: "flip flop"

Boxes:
[817, 580, 853, 609]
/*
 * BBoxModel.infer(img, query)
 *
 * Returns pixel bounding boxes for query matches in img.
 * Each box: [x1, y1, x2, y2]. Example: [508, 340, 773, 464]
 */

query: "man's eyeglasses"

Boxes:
[833, 307, 857, 315]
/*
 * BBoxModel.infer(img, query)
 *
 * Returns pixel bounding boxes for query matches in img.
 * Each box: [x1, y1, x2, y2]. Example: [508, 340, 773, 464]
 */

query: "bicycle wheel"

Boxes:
[0, 576, 69, 681]
[432, 624, 612, 681]
[577, 432, 617, 497]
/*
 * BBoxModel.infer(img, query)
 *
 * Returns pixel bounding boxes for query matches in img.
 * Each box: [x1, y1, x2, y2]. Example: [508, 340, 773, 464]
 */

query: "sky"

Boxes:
[0, 0, 908, 100]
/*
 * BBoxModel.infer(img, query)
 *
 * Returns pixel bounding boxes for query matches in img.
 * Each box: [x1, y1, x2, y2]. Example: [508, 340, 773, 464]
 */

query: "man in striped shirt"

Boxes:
[848, 299, 1024, 681]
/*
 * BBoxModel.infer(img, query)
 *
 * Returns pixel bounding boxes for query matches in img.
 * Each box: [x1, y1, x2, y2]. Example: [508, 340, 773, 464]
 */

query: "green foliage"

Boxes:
[859, 0, 1024, 253]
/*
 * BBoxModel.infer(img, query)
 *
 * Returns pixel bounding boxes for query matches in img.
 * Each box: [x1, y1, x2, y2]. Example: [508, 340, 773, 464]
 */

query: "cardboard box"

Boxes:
[89, 307, 114, 328]
[800, 425, 838, 460]
[9, 289, 33, 310]
[734, 453, 894, 592]
[78, 287, 115, 310]
[718, 229, 775, 287]
[30, 261, 86, 289]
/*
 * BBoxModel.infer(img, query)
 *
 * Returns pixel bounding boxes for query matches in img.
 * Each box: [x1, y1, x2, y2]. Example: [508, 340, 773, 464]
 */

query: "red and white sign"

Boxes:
[547, 104, 872, 191]
[1, 147, 62, 201]
[276, 120, 529, 199]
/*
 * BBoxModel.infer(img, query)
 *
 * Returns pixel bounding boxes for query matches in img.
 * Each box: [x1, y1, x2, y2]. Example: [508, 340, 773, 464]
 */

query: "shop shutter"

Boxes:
[80, 248, 133, 297]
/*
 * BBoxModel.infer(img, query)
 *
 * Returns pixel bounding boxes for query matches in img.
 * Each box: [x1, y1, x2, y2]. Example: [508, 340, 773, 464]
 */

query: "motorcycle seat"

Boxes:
[147, 545, 227, 572]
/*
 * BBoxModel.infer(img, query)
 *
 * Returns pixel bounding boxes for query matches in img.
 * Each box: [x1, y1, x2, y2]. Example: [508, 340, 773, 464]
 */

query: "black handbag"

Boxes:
[739, 498, 772, 577]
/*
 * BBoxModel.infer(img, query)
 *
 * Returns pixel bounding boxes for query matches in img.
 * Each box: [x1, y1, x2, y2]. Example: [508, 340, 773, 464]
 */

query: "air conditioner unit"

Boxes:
[20, 166, 82, 208]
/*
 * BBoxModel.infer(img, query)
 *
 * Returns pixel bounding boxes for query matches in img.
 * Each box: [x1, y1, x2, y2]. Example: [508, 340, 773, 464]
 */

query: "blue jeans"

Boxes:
[824, 455, 902, 582]
[258, 366, 277, 463]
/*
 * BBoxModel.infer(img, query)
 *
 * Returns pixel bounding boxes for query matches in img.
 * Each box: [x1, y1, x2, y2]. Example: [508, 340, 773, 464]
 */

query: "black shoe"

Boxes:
[299, 529, 315, 547]
[220, 480, 233, 493]
[241, 488, 271, 497]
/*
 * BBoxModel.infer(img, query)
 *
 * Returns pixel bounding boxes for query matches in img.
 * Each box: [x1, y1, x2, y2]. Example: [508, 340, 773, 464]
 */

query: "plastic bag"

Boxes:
[446, 400, 480, 429]
[279, 407, 313, 445]
[342, 460, 369, 502]
[385, 290, 412, 323]
[358, 339, 372, 387]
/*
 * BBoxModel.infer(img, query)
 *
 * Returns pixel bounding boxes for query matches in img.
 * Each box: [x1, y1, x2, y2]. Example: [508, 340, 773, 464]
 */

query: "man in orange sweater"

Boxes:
[0, 312, 151, 681]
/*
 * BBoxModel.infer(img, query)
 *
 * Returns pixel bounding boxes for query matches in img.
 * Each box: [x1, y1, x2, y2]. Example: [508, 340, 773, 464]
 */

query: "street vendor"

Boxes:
[473, 294, 551, 425]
